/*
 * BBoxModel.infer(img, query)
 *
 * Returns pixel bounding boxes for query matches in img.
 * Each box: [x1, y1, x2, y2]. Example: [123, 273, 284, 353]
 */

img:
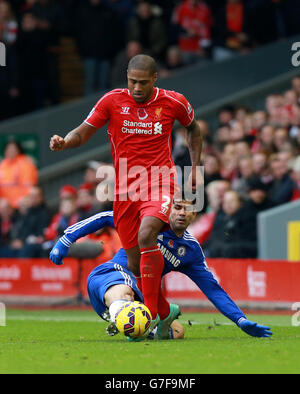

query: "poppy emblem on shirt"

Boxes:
[137, 108, 148, 120]
[168, 240, 174, 248]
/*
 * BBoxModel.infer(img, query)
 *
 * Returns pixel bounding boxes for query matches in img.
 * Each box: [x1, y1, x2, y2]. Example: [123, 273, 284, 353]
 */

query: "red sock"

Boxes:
[140, 245, 164, 318]
[158, 287, 170, 320]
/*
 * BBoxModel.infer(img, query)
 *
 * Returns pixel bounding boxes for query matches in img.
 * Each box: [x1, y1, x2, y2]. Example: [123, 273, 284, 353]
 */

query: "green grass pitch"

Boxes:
[0, 308, 299, 374]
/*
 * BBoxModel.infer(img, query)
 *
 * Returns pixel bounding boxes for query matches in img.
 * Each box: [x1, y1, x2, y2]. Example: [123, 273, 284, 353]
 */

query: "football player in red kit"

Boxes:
[50, 54, 202, 336]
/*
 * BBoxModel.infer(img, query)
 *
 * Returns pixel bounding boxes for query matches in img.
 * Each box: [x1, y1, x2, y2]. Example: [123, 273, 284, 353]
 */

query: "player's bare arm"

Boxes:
[186, 118, 202, 166]
[49, 122, 97, 151]
[186, 118, 203, 191]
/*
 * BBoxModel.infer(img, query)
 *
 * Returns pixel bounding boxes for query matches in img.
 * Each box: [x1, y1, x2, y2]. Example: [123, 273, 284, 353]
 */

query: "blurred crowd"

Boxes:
[183, 76, 300, 258]
[0, 77, 300, 260]
[1, 0, 300, 120]
[0, 150, 119, 262]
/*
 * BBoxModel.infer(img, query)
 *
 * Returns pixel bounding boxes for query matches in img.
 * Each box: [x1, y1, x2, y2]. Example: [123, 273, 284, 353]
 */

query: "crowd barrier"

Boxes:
[0, 258, 299, 309]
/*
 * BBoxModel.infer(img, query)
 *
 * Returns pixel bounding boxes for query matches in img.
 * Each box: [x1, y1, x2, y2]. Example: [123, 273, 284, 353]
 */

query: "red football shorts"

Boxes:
[113, 184, 176, 250]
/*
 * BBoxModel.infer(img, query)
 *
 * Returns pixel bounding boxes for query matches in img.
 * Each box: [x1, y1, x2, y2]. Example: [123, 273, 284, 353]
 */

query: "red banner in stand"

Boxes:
[79, 259, 101, 297]
[0, 258, 79, 297]
[1, 258, 300, 303]
[163, 259, 300, 303]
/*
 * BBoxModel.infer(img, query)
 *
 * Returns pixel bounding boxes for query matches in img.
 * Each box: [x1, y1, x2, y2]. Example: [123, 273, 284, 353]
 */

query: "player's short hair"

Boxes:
[127, 54, 157, 75]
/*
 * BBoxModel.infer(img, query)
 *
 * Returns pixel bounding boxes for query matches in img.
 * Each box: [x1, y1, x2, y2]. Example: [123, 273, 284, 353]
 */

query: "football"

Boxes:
[115, 301, 152, 338]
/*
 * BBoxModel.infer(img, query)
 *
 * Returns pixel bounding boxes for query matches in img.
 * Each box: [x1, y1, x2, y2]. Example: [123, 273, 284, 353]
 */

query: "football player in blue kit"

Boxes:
[49, 199, 273, 340]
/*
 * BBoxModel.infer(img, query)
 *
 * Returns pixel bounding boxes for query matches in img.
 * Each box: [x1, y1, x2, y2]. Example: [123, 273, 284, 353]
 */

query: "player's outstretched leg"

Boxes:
[156, 304, 181, 339]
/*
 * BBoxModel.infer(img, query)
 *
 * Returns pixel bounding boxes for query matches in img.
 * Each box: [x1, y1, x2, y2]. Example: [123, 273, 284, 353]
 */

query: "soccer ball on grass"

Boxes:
[115, 301, 152, 338]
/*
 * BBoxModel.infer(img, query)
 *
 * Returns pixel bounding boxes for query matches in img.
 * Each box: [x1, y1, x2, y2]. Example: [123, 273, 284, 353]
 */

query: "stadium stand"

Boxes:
[1, 1, 300, 307]
[1, 0, 300, 120]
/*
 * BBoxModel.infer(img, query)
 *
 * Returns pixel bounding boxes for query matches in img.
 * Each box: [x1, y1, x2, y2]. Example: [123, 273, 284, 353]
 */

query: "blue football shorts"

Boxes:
[87, 261, 143, 319]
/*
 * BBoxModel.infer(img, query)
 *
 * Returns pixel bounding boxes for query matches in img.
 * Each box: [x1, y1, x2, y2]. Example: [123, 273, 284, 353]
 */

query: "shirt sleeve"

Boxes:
[84, 94, 111, 129]
[173, 92, 194, 127]
[61, 211, 115, 245]
[182, 263, 246, 325]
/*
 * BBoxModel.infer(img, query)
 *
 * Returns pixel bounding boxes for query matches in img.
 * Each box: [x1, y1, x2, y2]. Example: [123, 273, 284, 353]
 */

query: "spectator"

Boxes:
[291, 156, 300, 201]
[0, 24, 19, 120]
[59, 184, 77, 200]
[234, 140, 251, 159]
[127, 1, 167, 60]
[273, 127, 290, 152]
[203, 154, 223, 186]
[30, 0, 65, 105]
[76, 182, 98, 220]
[111, 40, 143, 87]
[268, 154, 295, 206]
[252, 111, 268, 135]
[188, 179, 230, 244]
[235, 105, 250, 124]
[85, 161, 115, 209]
[229, 121, 246, 142]
[214, 125, 231, 148]
[238, 176, 274, 257]
[211, 0, 251, 61]
[73, 0, 121, 94]
[84, 161, 102, 190]
[206, 190, 256, 258]
[0, 1, 18, 45]
[265, 93, 283, 125]
[291, 76, 300, 105]
[0, 198, 17, 257]
[0, 141, 38, 208]
[159, 46, 185, 78]
[219, 142, 238, 181]
[9, 186, 50, 257]
[255, 124, 276, 154]
[217, 105, 235, 127]
[231, 155, 253, 199]
[172, 0, 213, 63]
[44, 195, 79, 243]
[17, 12, 51, 112]
[252, 151, 271, 182]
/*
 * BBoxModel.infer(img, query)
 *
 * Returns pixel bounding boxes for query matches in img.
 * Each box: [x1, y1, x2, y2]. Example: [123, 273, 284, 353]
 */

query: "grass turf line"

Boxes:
[0, 309, 299, 374]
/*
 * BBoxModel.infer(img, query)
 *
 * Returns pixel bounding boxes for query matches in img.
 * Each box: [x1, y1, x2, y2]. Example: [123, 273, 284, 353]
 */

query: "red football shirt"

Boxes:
[84, 87, 194, 196]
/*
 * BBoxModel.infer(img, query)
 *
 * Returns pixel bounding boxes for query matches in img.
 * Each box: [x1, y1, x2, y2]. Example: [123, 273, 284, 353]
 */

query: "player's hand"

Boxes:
[50, 135, 66, 151]
[238, 318, 273, 338]
[187, 165, 204, 193]
[49, 239, 69, 265]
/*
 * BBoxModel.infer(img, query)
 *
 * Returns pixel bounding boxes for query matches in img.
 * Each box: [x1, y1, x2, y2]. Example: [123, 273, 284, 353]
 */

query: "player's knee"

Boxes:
[104, 284, 135, 307]
[138, 217, 164, 248]
[138, 226, 158, 248]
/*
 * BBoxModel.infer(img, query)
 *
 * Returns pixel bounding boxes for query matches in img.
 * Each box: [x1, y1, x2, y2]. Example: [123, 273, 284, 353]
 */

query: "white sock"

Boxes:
[109, 300, 128, 323]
